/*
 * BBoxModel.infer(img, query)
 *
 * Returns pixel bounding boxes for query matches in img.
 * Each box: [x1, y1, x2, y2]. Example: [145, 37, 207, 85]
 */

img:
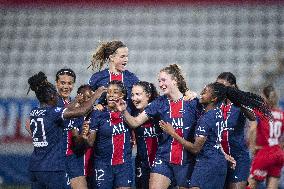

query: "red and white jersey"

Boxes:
[256, 108, 284, 147]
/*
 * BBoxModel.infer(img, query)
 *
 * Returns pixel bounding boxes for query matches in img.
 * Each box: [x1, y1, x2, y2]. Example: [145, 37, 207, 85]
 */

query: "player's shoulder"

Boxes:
[123, 70, 139, 80]
[90, 69, 109, 80]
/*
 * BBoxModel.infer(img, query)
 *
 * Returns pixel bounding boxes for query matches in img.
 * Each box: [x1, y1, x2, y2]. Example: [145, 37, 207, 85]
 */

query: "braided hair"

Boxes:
[89, 40, 126, 71]
[28, 72, 58, 104]
[133, 81, 158, 103]
[160, 64, 189, 95]
[207, 82, 272, 119]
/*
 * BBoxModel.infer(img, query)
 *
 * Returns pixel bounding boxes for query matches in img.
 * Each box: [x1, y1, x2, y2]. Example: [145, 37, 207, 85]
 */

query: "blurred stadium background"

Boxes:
[0, 0, 284, 188]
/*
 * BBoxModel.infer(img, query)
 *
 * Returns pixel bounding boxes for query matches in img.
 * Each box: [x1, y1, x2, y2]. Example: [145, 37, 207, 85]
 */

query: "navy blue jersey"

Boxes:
[195, 108, 226, 159]
[29, 106, 66, 171]
[90, 108, 132, 165]
[135, 116, 162, 167]
[56, 96, 75, 157]
[88, 69, 139, 102]
[219, 103, 247, 156]
[144, 96, 200, 165]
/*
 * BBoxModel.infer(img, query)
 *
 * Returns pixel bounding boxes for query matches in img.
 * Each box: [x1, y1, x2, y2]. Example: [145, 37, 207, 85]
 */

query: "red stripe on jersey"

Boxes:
[84, 147, 94, 176]
[145, 137, 158, 167]
[170, 128, 183, 164]
[170, 100, 183, 117]
[66, 130, 74, 156]
[169, 99, 184, 165]
[110, 72, 123, 82]
[110, 112, 125, 165]
[220, 103, 232, 154]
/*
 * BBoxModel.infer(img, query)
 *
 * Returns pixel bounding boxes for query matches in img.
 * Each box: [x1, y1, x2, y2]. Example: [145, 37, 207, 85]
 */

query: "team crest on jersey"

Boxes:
[55, 107, 62, 112]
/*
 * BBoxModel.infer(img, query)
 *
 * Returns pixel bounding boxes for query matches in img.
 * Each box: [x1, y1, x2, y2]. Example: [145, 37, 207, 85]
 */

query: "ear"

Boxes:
[109, 54, 114, 62]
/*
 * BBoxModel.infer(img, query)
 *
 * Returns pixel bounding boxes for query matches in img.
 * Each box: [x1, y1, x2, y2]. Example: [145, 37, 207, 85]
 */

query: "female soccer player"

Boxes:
[84, 80, 133, 189]
[65, 84, 95, 189]
[247, 85, 284, 189]
[216, 72, 256, 189]
[130, 81, 161, 189]
[159, 82, 271, 189]
[88, 40, 139, 103]
[55, 68, 76, 106]
[115, 64, 201, 189]
[27, 72, 105, 189]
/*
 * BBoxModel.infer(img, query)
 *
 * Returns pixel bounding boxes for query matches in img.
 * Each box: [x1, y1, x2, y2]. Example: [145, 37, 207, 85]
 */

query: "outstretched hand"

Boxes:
[184, 90, 198, 101]
[159, 120, 176, 136]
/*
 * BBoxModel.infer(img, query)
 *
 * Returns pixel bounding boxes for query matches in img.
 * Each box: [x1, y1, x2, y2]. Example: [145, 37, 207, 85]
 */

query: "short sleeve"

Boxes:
[51, 107, 66, 122]
[144, 98, 162, 118]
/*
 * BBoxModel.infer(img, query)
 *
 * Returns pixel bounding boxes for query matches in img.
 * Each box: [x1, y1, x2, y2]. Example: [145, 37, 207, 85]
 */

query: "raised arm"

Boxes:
[159, 120, 206, 154]
[122, 110, 149, 128]
[63, 86, 106, 119]
[115, 98, 149, 128]
[240, 106, 256, 121]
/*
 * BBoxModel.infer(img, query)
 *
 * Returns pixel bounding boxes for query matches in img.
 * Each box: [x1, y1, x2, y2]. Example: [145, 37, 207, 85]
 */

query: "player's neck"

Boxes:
[168, 89, 183, 102]
[109, 66, 121, 75]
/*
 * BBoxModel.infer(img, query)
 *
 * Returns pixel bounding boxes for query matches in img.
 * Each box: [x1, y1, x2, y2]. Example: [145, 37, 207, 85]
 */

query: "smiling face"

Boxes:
[158, 71, 177, 95]
[131, 85, 150, 111]
[56, 74, 75, 100]
[199, 85, 215, 105]
[110, 47, 128, 72]
[107, 84, 124, 110]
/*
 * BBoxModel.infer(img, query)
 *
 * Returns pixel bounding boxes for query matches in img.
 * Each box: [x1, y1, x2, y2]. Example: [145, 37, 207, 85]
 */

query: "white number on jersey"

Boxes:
[30, 118, 48, 147]
[268, 120, 282, 146]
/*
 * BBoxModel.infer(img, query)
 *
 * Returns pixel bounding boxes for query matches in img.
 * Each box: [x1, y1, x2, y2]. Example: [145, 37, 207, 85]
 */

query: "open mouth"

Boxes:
[133, 101, 141, 106]
[108, 99, 120, 103]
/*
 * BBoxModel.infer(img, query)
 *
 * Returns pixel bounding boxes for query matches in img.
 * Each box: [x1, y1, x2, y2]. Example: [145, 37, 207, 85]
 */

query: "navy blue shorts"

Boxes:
[190, 157, 227, 189]
[151, 157, 193, 187]
[66, 154, 84, 179]
[135, 159, 151, 189]
[226, 152, 250, 183]
[30, 171, 66, 189]
[94, 160, 133, 189]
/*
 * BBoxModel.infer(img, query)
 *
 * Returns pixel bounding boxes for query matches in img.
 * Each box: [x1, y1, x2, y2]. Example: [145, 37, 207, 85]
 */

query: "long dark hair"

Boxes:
[207, 82, 272, 119]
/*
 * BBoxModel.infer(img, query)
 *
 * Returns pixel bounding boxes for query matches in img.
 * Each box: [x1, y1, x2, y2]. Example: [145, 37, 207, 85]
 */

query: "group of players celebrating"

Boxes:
[26, 40, 284, 189]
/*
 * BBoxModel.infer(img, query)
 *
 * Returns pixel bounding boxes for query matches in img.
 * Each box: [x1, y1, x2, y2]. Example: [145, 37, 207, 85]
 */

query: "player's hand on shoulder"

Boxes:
[184, 90, 197, 101]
